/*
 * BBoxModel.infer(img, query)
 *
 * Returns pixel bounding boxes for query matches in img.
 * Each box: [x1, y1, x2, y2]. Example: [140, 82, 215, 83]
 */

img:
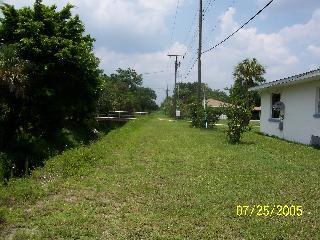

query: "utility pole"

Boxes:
[198, 0, 203, 103]
[168, 54, 182, 117]
[166, 85, 169, 98]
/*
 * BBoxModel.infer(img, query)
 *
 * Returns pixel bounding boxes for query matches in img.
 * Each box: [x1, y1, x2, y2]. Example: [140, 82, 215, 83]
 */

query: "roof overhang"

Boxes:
[249, 68, 320, 92]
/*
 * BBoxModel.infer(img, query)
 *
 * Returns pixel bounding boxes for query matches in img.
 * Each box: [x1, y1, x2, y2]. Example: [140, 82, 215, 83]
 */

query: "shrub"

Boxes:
[206, 107, 223, 128]
[161, 97, 175, 117]
[224, 104, 252, 144]
[190, 103, 221, 129]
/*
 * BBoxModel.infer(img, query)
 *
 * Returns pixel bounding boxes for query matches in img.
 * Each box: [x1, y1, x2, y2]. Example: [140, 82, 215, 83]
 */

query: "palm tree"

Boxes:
[232, 58, 266, 107]
[233, 58, 266, 88]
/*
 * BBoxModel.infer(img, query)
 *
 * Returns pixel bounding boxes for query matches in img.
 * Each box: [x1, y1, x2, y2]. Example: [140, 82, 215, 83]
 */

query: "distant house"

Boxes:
[206, 99, 229, 119]
[206, 99, 261, 120]
[206, 99, 228, 108]
[249, 68, 320, 145]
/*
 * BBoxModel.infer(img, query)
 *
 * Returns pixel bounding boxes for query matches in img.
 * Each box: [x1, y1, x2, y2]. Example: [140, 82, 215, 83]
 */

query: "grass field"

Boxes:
[0, 114, 319, 239]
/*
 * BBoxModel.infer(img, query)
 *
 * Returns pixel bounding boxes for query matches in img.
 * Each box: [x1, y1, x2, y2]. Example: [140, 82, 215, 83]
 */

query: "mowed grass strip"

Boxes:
[0, 114, 319, 239]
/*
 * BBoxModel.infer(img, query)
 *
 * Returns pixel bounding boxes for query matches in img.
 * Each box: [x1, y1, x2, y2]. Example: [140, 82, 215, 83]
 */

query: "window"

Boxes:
[271, 93, 281, 118]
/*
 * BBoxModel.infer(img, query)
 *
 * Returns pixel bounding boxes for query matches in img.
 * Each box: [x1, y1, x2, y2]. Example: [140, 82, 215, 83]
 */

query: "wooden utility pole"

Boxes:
[168, 54, 182, 117]
[166, 85, 169, 98]
[198, 0, 203, 103]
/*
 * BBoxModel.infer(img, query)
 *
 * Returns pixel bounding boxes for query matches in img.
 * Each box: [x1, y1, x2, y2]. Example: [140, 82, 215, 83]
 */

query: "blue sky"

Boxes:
[5, 0, 320, 103]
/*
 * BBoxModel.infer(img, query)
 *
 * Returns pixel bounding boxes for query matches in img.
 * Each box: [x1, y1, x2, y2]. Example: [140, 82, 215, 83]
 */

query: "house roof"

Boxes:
[206, 99, 229, 107]
[207, 98, 260, 111]
[249, 68, 320, 91]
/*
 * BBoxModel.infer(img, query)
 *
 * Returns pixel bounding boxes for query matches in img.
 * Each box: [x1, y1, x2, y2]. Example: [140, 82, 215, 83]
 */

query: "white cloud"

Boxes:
[257, 0, 319, 10]
[279, 9, 320, 42]
[177, 6, 320, 97]
[96, 42, 186, 74]
[95, 42, 187, 104]
[219, 7, 238, 36]
[307, 45, 320, 57]
[69, 0, 177, 34]
[197, 7, 299, 87]
[5, 0, 183, 42]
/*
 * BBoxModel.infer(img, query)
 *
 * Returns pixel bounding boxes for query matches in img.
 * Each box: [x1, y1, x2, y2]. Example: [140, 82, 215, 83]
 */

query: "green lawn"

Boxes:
[0, 114, 319, 239]
[218, 119, 260, 127]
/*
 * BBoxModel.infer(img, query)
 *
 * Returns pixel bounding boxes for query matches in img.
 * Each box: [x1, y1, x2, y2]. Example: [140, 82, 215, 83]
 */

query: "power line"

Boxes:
[182, 56, 198, 81]
[142, 70, 166, 75]
[182, 0, 273, 80]
[202, 0, 274, 55]
[183, 9, 198, 45]
[181, 30, 198, 64]
[181, 0, 216, 68]
[203, 0, 236, 49]
[169, 0, 181, 45]
[184, 49, 198, 71]
[203, 0, 217, 18]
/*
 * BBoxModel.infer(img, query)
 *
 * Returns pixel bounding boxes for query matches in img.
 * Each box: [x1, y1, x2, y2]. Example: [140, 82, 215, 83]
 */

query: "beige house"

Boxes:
[206, 99, 228, 119]
[206, 99, 229, 108]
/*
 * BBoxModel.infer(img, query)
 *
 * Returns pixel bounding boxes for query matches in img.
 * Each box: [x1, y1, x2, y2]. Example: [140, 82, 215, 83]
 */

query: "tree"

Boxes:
[0, 45, 30, 152]
[0, 1, 102, 174]
[135, 87, 158, 112]
[97, 68, 158, 114]
[206, 88, 229, 103]
[231, 58, 266, 107]
[224, 58, 265, 143]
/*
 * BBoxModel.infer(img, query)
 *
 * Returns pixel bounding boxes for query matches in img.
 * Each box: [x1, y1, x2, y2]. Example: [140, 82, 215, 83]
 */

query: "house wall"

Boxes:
[260, 80, 320, 145]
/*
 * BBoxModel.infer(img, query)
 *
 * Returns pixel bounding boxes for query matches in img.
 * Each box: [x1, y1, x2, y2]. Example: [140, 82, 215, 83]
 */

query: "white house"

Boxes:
[249, 68, 320, 146]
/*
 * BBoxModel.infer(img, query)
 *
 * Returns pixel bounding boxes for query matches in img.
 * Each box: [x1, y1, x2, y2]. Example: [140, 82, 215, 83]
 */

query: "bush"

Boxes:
[224, 104, 252, 144]
[161, 97, 175, 117]
[190, 104, 222, 129]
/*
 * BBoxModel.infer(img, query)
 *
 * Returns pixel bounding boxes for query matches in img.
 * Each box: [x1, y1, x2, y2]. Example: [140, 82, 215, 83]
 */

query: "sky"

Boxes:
[4, 0, 320, 104]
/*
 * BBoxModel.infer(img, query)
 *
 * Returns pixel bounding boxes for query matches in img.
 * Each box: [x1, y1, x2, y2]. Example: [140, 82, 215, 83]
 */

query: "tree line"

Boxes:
[161, 58, 266, 144]
[161, 82, 229, 118]
[0, 1, 157, 181]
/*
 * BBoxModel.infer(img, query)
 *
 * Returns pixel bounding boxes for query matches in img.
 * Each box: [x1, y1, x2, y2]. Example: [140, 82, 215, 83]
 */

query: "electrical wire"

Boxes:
[183, 9, 198, 45]
[182, 56, 198, 81]
[169, 0, 181, 46]
[203, 0, 217, 18]
[203, 0, 236, 49]
[142, 70, 167, 75]
[202, 0, 274, 55]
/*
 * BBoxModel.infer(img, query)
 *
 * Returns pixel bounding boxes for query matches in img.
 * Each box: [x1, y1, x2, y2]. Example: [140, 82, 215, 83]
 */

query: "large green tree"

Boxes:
[0, 0, 102, 173]
[97, 68, 158, 114]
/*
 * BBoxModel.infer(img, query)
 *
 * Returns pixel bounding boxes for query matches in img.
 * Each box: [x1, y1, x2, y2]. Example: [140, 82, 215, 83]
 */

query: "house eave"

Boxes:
[249, 68, 320, 92]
